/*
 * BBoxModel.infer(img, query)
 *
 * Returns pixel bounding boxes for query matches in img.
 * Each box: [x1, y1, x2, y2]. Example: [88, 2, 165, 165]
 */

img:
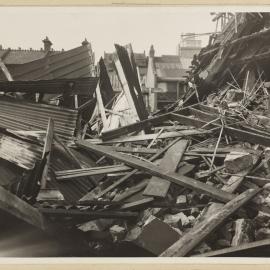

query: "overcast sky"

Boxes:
[0, 7, 217, 58]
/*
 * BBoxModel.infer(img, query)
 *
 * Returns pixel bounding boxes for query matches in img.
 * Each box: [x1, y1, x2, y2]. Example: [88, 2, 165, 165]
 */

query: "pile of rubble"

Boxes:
[2, 12, 270, 257]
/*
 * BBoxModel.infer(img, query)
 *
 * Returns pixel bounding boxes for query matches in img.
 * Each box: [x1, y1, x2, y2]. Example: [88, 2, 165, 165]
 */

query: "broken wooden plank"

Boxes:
[143, 140, 189, 198]
[114, 44, 148, 122]
[0, 58, 13, 81]
[171, 110, 270, 147]
[109, 146, 158, 155]
[231, 218, 254, 247]
[224, 125, 270, 147]
[39, 208, 138, 220]
[56, 164, 132, 180]
[125, 43, 149, 121]
[113, 46, 141, 123]
[101, 112, 170, 140]
[81, 138, 182, 200]
[193, 239, 270, 257]
[160, 188, 260, 257]
[98, 57, 115, 109]
[113, 179, 149, 202]
[96, 81, 109, 131]
[76, 140, 235, 203]
[89, 129, 210, 145]
[41, 118, 54, 189]
[0, 185, 47, 230]
[120, 197, 154, 211]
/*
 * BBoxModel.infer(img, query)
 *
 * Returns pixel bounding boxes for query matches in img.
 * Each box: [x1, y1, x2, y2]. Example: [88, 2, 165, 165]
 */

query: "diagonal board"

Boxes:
[81, 138, 182, 200]
[160, 188, 260, 257]
[76, 140, 235, 203]
[41, 118, 54, 189]
[0, 59, 13, 81]
[0, 185, 47, 230]
[143, 140, 189, 198]
[114, 44, 148, 122]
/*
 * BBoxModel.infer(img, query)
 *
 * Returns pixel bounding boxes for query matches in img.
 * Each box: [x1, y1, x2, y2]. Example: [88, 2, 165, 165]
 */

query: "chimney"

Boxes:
[82, 38, 90, 46]
[42, 36, 52, 52]
[149, 45, 155, 58]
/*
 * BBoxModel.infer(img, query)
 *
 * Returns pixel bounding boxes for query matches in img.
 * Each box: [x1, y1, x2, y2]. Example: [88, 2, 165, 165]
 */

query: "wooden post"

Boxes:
[143, 139, 189, 198]
[160, 189, 260, 257]
[41, 118, 54, 189]
[0, 185, 47, 230]
[95, 81, 108, 130]
[0, 59, 13, 81]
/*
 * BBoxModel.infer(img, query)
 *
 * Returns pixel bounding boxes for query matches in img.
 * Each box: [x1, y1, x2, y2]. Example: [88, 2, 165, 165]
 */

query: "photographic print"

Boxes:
[0, 6, 269, 260]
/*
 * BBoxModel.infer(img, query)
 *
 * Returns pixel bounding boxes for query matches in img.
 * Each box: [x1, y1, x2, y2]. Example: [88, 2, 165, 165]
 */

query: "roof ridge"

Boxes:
[0, 47, 62, 52]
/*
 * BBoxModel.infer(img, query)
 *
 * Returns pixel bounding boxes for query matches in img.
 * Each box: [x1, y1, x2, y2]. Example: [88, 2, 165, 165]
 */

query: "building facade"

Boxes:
[145, 45, 187, 112]
[177, 33, 202, 70]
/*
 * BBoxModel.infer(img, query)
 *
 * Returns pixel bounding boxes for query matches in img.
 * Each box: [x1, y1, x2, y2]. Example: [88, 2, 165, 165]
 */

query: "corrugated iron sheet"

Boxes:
[0, 98, 79, 142]
[0, 134, 42, 170]
[50, 145, 97, 202]
[0, 77, 98, 95]
[0, 130, 44, 188]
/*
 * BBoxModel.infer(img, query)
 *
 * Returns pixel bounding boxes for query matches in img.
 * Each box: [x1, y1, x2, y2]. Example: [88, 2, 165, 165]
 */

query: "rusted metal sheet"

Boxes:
[0, 98, 79, 142]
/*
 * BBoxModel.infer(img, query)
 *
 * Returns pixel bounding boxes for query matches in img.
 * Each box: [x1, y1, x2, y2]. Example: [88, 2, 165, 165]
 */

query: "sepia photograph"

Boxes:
[0, 6, 270, 260]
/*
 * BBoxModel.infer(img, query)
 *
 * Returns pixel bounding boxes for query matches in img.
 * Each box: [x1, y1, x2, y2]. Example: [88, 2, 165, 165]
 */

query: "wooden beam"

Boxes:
[76, 140, 235, 203]
[101, 112, 170, 140]
[113, 179, 149, 202]
[114, 48, 140, 123]
[41, 118, 54, 189]
[224, 126, 270, 147]
[193, 239, 270, 257]
[89, 129, 210, 145]
[56, 164, 132, 180]
[0, 185, 47, 230]
[82, 138, 182, 200]
[169, 112, 211, 128]
[120, 197, 154, 211]
[39, 208, 138, 220]
[126, 43, 149, 120]
[99, 57, 115, 110]
[109, 146, 158, 155]
[0, 59, 13, 81]
[115, 44, 148, 122]
[143, 140, 189, 198]
[171, 110, 270, 148]
[160, 188, 260, 257]
[95, 81, 109, 130]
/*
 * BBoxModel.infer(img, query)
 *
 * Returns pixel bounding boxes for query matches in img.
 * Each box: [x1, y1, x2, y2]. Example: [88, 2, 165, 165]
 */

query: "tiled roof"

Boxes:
[0, 44, 95, 81]
[0, 49, 61, 65]
[154, 55, 186, 80]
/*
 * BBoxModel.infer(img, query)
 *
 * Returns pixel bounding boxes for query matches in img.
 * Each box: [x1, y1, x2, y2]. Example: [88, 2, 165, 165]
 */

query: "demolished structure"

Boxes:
[1, 13, 270, 257]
